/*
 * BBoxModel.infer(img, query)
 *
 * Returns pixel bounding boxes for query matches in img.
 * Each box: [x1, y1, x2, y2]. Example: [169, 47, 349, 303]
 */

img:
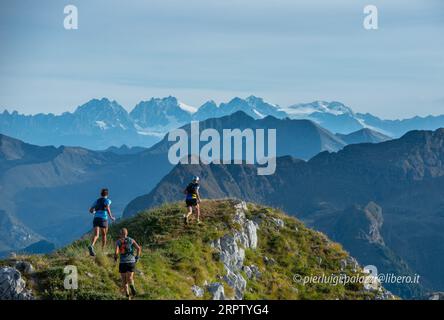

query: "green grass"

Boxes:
[1, 199, 378, 300]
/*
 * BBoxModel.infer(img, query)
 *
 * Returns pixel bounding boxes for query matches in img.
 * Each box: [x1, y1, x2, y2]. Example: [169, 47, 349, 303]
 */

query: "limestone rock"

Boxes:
[191, 285, 204, 298]
[207, 282, 225, 300]
[0, 267, 33, 300]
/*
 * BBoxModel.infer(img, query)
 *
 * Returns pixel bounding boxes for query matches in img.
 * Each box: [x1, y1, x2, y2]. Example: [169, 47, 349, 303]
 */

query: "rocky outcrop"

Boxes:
[271, 218, 285, 229]
[340, 257, 359, 273]
[243, 265, 261, 279]
[14, 261, 34, 275]
[207, 282, 225, 300]
[210, 201, 260, 300]
[191, 285, 204, 298]
[428, 292, 444, 300]
[0, 266, 33, 300]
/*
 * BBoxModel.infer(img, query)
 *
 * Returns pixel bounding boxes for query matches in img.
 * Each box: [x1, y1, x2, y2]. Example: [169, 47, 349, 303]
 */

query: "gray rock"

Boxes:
[244, 220, 258, 249]
[374, 288, 395, 300]
[213, 234, 245, 271]
[234, 201, 248, 213]
[243, 265, 261, 279]
[191, 285, 204, 298]
[250, 265, 261, 279]
[223, 270, 247, 300]
[252, 212, 266, 225]
[429, 292, 444, 300]
[340, 259, 347, 272]
[346, 257, 359, 272]
[14, 261, 34, 275]
[243, 266, 253, 279]
[207, 282, 225, 300]
[232, 201, 259, 250]
[211, 201, 260, 300]
[0, 267, 33, 300]
[272, 218, 285, 228]
[264, 256, 276, 265]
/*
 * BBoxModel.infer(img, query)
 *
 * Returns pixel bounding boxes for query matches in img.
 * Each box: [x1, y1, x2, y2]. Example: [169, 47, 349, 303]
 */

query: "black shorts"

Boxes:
[119, 263, 136, 273]
[93, 217, 108, 229]
[185, 199, 198, 207]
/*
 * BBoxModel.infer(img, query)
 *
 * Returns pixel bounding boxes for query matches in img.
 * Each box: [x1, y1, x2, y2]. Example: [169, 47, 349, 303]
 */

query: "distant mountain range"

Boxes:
[2, 96, 444, 149]
[0, 133, 174, 252]
[0, 111, 381, 255]
[124, 128, 444, 298]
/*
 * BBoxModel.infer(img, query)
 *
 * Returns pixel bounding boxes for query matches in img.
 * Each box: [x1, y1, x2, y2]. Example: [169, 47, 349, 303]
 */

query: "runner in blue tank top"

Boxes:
[88, 188, 116, 256]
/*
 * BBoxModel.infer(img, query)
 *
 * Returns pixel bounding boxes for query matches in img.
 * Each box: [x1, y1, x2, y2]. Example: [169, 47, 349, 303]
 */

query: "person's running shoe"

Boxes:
[130, 284, 137, 297]
[88, 245, 96, 257]
[183, 215, 188, 225]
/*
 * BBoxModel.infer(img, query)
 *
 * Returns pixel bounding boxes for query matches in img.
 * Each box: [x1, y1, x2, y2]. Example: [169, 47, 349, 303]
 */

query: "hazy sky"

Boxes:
[0, 0, 443, 119]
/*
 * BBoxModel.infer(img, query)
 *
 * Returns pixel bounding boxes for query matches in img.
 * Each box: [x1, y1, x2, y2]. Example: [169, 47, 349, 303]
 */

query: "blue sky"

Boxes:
[0, 0, 443, 119]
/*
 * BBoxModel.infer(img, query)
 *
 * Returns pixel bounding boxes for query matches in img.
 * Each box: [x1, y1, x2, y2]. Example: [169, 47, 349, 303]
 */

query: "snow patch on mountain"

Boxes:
[178, 102, 197, 114]
[95, 121, 108, 130]
[286, 101, 354, 117]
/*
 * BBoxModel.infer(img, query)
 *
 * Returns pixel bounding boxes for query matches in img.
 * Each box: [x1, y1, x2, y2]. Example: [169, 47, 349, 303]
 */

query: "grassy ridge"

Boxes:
[2, 200, 378, 300]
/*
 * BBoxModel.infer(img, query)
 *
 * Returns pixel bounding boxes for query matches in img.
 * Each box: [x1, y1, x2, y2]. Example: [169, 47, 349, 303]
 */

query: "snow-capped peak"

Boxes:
[245, 95, 279, 109]
[286, 101, 354, 117]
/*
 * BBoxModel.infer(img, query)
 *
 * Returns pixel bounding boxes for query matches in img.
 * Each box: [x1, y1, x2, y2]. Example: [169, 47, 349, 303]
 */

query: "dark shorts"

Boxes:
[93, 217, 108, 229]
[119, 263, 136, 273]
[185, 199, 198, 207]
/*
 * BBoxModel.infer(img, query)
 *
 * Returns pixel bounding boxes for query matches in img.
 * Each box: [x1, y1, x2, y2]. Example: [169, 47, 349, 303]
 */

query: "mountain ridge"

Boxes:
[3, 95, 444, 150]
[0, 200, 393, 300]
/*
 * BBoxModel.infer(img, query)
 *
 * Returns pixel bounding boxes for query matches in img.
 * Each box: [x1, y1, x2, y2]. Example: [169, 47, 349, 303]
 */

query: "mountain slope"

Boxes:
[336, 128, 392, 145]
[285, 101, 364, 134]
[157, 111, 346, 161]
[125, 129, 444, 297]
[193, 96, 287, 121]
[130, 96, 194, 132]
[0, 200, 392, 300]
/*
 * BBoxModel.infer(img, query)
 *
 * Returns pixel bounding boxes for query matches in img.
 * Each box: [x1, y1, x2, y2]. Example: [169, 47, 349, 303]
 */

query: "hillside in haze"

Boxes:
[124, 129, 444, 298]
[0, 200, 393, 300]
[0, 133, 174, 252]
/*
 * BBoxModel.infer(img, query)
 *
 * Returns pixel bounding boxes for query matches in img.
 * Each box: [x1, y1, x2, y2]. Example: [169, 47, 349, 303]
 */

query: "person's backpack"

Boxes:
[118, 237, 134, 256]
[94, 198, 107, 211]
[186, 183, 199, 199]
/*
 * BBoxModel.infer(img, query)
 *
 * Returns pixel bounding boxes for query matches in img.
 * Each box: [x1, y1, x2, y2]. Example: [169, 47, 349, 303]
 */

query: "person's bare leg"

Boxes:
[196, 204, 201, 223]
[185, 206, 192, 223]
[91, 227, 100, 246]
[125, 273, 131, 299]
[101, 228, 108, 250]
[120, 273, 128, 296]
[129, 272, 136, 296]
